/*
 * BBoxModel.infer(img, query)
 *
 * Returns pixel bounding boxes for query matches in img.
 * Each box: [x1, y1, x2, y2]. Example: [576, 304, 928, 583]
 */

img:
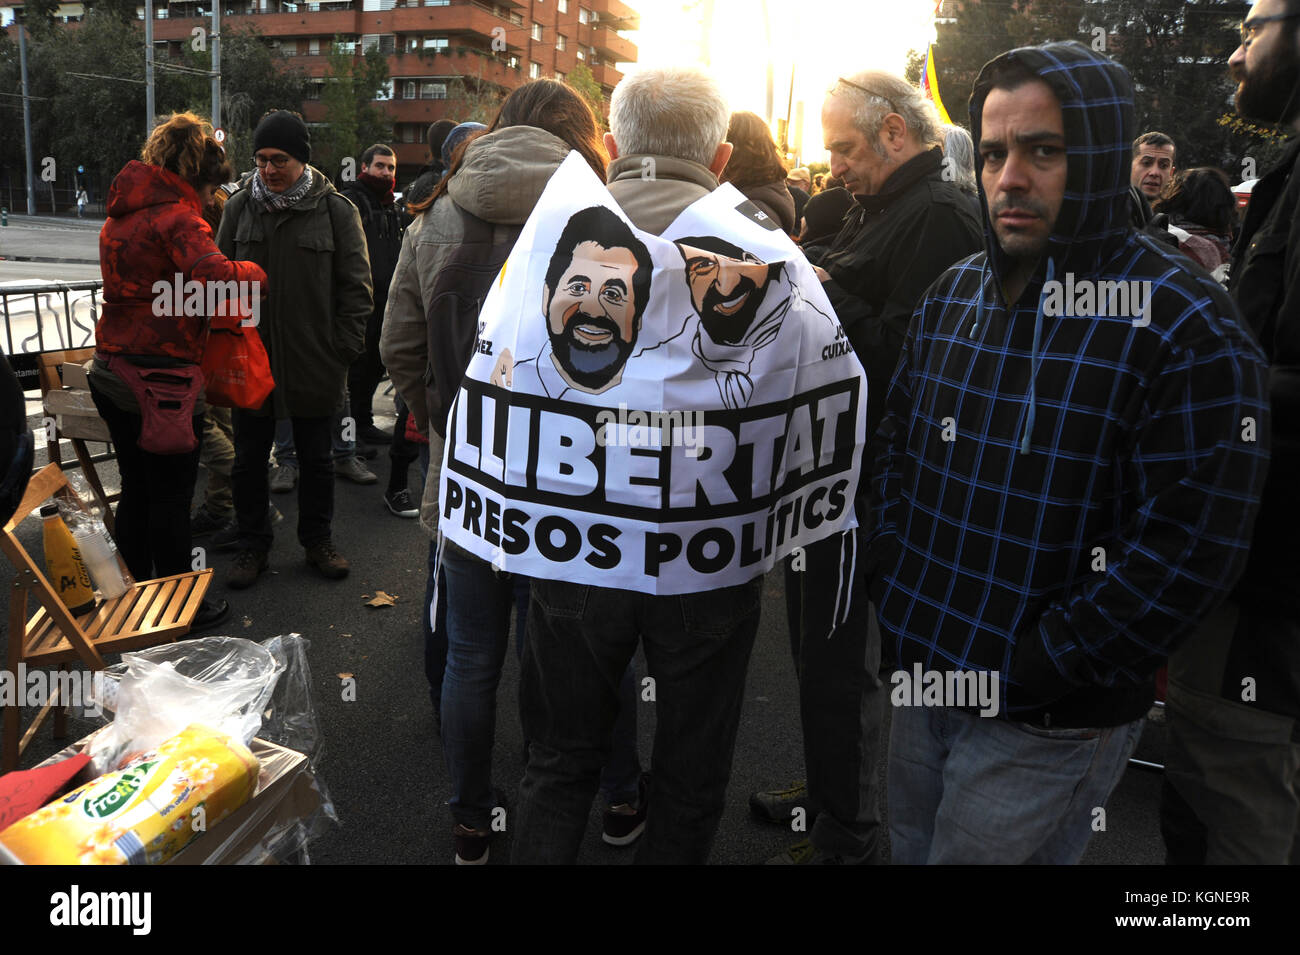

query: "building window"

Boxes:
[412, 36, 449, 52]
[418, 82, 448, 99]
[576, 49, 584, 61]
[403, 80, 416, 99]
[423, 0, 449, 5]
[309, 38, 320, 55]
[509, 12, 523, 26]
[306, 81, 323, 101]
[559, 0, 568, 11]
[362, 34, 397, 55]
[556, 34, 566, 51]
[578, 6, 589, 24]
[529, 62, 541, 79]
[555, 71, 565, 81]
[531, 22, 542, 41]
[507, 54, 520, 69]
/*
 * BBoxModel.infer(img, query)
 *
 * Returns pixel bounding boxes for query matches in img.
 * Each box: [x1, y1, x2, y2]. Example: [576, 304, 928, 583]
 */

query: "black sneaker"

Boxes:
[191, 507, 234, 538]
[602, 773, 649, 847]
[453, 824, 490, 865]
[749, 780, 814, 825]
[190, 598, 231, 631]
[384, 488, 419, 518]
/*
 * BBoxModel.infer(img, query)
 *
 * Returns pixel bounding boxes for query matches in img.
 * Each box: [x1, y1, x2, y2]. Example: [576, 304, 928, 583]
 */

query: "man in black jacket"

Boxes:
[752, 70, 983, 865]
[340, 144, 404, 447]
[1161, 0, 1300, 864]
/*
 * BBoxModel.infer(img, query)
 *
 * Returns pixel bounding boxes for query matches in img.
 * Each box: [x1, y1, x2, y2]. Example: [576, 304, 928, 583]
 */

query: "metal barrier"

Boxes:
[1, 280, 113, 477]
[1, 280, 102, 393]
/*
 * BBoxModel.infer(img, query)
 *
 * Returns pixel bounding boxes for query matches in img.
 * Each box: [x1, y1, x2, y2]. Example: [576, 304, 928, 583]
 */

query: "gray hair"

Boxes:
[609, 67, 729, 167]
[941, 123, 977, 195]
[829, 71, 941, 156]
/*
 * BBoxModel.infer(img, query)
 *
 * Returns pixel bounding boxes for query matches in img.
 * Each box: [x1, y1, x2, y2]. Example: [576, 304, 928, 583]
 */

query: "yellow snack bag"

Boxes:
[0, 724, 260, 865]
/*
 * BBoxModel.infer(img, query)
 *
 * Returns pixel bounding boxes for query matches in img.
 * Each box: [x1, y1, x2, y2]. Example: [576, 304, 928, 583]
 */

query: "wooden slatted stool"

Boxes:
[1, 463, 213, 771]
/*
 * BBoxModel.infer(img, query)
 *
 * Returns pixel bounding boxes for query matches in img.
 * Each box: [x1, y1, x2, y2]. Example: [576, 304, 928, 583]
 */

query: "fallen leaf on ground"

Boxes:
[365, 590, 398, 607]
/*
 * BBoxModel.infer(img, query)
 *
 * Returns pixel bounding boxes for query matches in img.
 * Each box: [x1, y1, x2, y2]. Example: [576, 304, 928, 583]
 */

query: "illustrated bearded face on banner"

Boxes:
[543, 205, 654, 394]
[675, 237, 783, 346]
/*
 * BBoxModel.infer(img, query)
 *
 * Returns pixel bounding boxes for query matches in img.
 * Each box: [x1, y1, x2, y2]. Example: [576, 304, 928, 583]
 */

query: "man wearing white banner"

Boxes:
[437, 68, 867, 864]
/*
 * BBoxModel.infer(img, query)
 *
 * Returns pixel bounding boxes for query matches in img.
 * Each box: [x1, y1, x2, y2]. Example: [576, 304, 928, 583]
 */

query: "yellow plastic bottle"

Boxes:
[41, 503, 96, 616]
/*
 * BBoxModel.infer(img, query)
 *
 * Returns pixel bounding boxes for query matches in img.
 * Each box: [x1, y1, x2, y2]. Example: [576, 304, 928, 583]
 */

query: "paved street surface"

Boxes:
[1, 231, 1170, 867]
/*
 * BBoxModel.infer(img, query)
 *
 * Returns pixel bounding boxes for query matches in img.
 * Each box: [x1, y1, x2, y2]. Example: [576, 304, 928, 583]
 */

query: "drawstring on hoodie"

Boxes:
[827, 529, 858, 639]
[1021, 257, 1056, 455]
[970, 259, 991, 339]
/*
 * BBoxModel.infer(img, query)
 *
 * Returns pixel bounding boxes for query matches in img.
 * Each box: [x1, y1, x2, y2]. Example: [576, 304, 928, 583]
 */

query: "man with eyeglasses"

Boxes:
[216, 110, 373, 588]
[1160, 0, 1300, 865]
[750, 70, 982, 865]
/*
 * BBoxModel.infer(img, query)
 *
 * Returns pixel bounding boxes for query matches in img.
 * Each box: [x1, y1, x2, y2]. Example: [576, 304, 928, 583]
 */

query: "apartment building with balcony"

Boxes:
[3, 0, 639, 177]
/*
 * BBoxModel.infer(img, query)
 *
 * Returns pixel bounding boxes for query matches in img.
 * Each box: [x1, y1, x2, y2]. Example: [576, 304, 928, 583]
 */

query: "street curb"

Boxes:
[0, 255, 99, 265]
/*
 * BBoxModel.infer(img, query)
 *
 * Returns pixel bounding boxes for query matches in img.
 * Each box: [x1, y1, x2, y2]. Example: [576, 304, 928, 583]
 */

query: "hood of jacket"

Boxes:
[969, 41, 1135, 303]
[107, 160, 202, 219]
[447, 126, 574, 225]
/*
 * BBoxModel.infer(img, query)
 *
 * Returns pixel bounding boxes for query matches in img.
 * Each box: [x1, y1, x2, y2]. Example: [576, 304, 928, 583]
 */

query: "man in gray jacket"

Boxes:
[509, 67, 762, 865]
[216, 111, 372, 587]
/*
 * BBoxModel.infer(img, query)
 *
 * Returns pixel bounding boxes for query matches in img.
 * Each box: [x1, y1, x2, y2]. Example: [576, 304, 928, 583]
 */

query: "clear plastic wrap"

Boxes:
[34, 633, 336, 865]
[87, 635, 284, 774]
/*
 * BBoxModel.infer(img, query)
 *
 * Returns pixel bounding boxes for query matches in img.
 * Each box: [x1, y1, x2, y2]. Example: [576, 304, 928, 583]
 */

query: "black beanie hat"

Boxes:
[253, 111, 311, 164]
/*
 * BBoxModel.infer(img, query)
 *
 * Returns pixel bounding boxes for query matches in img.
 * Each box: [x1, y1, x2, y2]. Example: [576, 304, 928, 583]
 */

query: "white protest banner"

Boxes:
[439, 151, 867, 595]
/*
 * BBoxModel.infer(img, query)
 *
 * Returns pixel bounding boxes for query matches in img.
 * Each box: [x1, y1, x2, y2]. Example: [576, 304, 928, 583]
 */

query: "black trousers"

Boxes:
[347, 310, 385, 430]
[232, 411, 333, 551]
[90, 384, 203, 580]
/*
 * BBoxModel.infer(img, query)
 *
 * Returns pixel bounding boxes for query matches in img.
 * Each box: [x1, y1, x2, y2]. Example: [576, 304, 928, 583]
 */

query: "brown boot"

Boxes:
[228, 549, 269, 590]
[305, 540, 349, 580]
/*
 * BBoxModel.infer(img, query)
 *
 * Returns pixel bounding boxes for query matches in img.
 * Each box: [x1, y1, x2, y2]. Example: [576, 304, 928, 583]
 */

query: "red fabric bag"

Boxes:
[201, 326, 275, 410]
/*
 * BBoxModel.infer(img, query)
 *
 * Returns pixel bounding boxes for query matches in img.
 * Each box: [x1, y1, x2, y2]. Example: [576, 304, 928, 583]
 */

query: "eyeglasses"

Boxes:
[834, 76, 898, 113]
[253, 154, 294, 169]
[1240, 12, 1300, 49]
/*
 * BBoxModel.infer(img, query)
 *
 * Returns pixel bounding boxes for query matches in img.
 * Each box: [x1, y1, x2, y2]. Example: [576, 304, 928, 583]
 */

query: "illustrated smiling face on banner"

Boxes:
[543, 205, 655, 394]
[676, 237, 782, 347]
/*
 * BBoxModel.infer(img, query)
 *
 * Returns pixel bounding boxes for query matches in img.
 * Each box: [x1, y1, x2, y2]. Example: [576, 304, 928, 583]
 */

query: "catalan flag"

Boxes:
[922, 44, 952, 125]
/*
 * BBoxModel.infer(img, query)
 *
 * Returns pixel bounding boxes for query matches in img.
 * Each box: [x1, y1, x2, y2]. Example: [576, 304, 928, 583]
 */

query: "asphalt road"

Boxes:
[1, 219, 1171, 867]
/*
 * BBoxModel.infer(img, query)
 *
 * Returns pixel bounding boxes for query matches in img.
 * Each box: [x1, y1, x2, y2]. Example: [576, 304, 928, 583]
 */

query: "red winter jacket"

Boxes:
[96, 160, 267, 362]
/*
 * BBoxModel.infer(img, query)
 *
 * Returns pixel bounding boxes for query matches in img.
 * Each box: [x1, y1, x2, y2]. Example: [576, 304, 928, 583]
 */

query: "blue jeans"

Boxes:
[513, 576, 763, 864]
[440, 545, 530, 830]
[888, 705, 1143, 863]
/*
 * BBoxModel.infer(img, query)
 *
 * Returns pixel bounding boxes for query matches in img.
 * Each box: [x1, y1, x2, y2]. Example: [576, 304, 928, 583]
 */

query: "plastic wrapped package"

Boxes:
[87, 635, 284, 775]
[27, 634, 336, 865]
[1, 724, 260, 865]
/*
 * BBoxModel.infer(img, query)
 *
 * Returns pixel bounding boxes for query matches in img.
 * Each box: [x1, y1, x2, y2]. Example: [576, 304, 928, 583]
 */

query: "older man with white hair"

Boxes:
[750, 70, 982, 865]
[510, 67, 764, 865]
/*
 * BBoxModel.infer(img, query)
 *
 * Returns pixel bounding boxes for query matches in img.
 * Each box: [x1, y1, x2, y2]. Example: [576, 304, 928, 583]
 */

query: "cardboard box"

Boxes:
[0, 736, 321, 866]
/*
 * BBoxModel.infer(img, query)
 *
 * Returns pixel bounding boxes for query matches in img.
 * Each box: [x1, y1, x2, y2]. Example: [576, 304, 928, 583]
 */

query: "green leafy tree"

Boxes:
[316, 38, 391, 183]
[565, 61, 607, 129]
[444, 76, 505, 125]
[931, 0, 1282, 176]
[904, 48, 925, 86]
[167, 25, 309, 176]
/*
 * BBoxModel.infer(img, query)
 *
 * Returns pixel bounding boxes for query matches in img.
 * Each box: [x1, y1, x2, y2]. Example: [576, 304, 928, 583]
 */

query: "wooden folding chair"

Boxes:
[1, 463, 213, 771]
[37, 348, 119, 534]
